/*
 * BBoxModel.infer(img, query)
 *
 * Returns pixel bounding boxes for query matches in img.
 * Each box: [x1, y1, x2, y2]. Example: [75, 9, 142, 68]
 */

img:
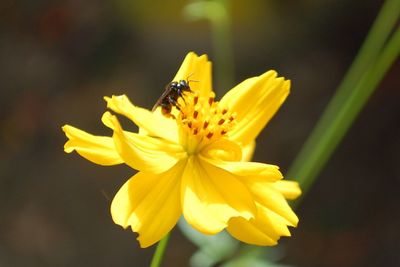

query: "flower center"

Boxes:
[177, 91, 236, 154]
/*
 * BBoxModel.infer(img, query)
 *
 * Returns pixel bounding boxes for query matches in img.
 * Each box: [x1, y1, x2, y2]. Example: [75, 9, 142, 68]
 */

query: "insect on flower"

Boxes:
[62, 52, 302, 248]
[151, 76, 196, 116]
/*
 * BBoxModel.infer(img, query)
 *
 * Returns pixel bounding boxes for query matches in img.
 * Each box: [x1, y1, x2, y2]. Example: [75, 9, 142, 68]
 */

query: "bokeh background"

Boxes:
[0, 0, 399, 266]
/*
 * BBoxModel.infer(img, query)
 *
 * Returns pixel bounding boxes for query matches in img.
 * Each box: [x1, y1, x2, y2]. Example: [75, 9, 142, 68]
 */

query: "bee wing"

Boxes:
[151, 85, 172, 112]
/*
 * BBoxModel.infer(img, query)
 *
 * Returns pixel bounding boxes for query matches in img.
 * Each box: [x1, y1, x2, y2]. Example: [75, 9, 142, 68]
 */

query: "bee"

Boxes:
[152, 79, 193, 116]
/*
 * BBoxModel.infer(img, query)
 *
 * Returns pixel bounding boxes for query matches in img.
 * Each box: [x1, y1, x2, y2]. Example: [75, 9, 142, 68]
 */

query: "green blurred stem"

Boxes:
[150, 233, 170, 267]
[183, 0, 234, 92]
[331, 0, 400, 96]
[287, 0, 400, 200]
[210, 0, 235, 92]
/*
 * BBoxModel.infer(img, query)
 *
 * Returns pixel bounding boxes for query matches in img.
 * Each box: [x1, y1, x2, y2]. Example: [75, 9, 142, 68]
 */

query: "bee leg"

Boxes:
[174, 102, 182, 111]
[168, 96, 182, 111]
[165, 113, 176, 119]
[180, 97, 186, 105]
[176, 91, 188, 105]
[161, 104, 176, 119]
[177, 90, 186, 103]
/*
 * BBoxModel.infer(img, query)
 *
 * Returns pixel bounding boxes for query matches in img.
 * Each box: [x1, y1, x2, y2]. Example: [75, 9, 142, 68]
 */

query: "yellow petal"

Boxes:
[200, 138, 242, 162]
[102, 112, 186, 173]
[104, 95, 179, 143]
[227, 216, 278, 246]
[227, 203, 293, 246]
[181, 156, 256, 235]
[241, 141, 256, 162]
[244, 181, 299, 227]
[262, 207, 292, 237]
[203, 156, 283, 182]
[272, 180, 302, 200]
[111, 161, 185, 248]
[173, 52, 212, 97]
[220, 71, 290, 145]
[62, 125, 123, 166]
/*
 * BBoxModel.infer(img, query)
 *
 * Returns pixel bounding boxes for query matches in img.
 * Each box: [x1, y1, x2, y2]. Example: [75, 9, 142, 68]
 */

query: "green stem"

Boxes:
[150, 233, 171, 267]
[332, 0, 400, 94]
[183, 0, 235, 93]
[287, 0, 400, 200]
[210, 0, 235, 93]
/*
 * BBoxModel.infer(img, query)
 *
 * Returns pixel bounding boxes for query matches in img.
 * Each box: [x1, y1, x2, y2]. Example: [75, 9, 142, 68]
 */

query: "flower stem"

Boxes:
[287, 0, 400, 201]
[209, 0, 235, 92]
[183, 0, 235, 93]
[150, 233, 171, 267]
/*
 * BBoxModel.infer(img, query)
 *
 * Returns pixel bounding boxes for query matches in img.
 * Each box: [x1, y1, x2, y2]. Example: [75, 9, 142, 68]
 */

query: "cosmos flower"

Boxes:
[62, 52, 301, 248]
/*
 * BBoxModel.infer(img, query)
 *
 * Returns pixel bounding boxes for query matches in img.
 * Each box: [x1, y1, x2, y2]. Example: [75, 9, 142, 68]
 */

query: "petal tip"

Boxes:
[103, 96, 111, 103]
[61, 125, 74, 135]
[63, 141, 74, 153]
[137, 235, 155, 248]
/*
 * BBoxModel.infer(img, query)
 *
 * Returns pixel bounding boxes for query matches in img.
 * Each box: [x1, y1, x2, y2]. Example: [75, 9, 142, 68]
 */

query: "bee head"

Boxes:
[178, 80, 191, 91]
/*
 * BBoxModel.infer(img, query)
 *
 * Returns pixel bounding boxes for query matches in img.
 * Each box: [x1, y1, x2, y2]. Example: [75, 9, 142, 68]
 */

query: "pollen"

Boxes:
[178, 91, 236, 149]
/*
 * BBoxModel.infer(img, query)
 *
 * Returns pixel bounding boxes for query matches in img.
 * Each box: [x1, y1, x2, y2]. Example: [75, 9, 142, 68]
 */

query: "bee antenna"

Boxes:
[186, 73, 199, 85]
[186, 72, 195, 80]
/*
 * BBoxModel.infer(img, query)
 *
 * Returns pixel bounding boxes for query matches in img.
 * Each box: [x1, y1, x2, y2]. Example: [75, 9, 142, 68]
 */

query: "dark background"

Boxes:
[0, 0, 399, 266]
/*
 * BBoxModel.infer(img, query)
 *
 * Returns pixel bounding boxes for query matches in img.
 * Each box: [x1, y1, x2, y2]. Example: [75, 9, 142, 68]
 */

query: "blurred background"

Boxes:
[0, 0, 399, 266]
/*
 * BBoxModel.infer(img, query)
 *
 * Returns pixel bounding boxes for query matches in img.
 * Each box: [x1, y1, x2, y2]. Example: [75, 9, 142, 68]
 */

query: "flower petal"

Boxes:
[181, 156, 256, 235]
[241, 141, 256, 162]
[200, 138, 242, 162]
[173, 52, 212, 97]
[102, 112, 186, 173]
[272, 180, 302, 200]
[220, 70, 290, 145]
[104, 95, 179, 143]
[242, 180, 299, 227]
[227, 216, 278, 246]
[227, 203, 292, 246]
[203, 157, 283, 183]
[62, 125, 123, 166]
[111, 161, 185, 248]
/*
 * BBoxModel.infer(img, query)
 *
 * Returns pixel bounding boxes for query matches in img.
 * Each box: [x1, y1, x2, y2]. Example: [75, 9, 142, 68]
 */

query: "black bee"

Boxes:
[152, 79, 192, 116]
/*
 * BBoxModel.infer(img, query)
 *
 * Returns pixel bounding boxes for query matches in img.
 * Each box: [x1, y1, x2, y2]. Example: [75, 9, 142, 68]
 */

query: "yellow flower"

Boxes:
[62, 52, 301, 248]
